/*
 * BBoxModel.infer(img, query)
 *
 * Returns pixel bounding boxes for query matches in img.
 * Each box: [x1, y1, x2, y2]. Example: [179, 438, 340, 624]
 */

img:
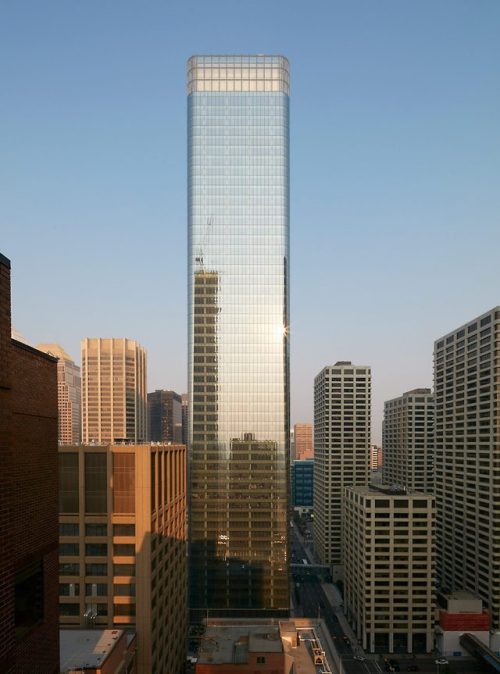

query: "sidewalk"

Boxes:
[321, 582, 363, 655]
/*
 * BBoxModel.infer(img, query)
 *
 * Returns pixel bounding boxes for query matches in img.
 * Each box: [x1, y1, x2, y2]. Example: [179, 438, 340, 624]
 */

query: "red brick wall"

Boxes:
[439, 609, 490, 631]
[0, 254, 15, 671]
[196, 651, 284, 674]
[0, 254, 59, 674]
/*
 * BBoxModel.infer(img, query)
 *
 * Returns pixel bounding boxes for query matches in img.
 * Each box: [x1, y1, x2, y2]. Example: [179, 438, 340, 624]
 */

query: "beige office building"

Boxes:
[343, 486, 435, 654]
[435, 307, 500, 628]
[58, 442, 187, 674]
[370, 444, 383, 471]
[37, 343, 81, 444]
[313, 362, 371, 568]
[81, 338, 147, 444]
[382, 389, 434, 493]
[294, 422, 313, 460]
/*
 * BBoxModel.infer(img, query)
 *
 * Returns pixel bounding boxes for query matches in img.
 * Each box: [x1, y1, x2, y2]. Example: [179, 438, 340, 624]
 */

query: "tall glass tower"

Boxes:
[187, 55, 290, 617]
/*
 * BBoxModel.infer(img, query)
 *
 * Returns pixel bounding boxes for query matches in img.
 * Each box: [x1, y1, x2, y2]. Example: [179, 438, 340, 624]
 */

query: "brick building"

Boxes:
[0, 252, 59, 673]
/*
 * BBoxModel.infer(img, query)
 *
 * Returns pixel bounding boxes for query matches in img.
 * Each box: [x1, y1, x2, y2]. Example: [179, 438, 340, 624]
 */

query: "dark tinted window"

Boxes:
[85, 523, 107, 537]
[85, 453, 107, 514]
[59, 453, 79, 513]
[15, 561, 43, 639]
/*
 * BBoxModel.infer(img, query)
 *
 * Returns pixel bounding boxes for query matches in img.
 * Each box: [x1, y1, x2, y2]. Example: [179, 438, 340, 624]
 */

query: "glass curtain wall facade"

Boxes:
[187, 55, 290, 617]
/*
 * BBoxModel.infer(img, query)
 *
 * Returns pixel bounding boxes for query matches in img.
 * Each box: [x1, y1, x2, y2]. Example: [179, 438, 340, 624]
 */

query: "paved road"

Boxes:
[292, 529, 381, 674]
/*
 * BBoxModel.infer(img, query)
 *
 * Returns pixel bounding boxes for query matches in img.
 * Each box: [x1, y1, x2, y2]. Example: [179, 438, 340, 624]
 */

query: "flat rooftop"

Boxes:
[441, 590, 480, 601]
[60, 629, 125, 670]
[350, 485, 431, 498]
[198, 624, 283, 664]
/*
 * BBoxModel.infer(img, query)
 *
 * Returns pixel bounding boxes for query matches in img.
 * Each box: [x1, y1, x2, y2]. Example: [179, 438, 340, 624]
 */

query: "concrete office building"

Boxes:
[37, 343, 81, 445]
[58, 442, 187, 674]
[0, 253, 60, 673]
[81, 338, 147, 444]
[294, 423, 313, 460]
[382, 389, 434, 493]
[147, 389, 183, 443]
[343, 486, 435, 654]
[313, 362, 371, 569]
[188, 55, 290, 617]
[435, 307, 500, 628]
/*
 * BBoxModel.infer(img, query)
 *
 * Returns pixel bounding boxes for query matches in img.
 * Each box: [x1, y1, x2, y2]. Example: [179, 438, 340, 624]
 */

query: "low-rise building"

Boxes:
[194, 620, 329, 674]
[60, 629, 137, 674]
[436, 591, 490, 657]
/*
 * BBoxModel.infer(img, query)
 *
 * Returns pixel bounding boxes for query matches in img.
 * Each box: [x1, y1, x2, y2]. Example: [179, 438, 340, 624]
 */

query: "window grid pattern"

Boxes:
[188, 55, 290, 614]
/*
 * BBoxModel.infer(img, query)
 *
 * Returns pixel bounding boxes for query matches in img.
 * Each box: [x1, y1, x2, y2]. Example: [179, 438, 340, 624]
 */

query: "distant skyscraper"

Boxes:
[58, 442, 187, 674]
[37, 343, 81, 445]
[81, 338, 147, 444]
[291, 459, 314, 509]
[313, 362, 371, 569]
[343, 485, 435, 653]
[181, 393, 188, 445]
[188, 55, 290, 616]
[147, 389, 183, 443]
[434, 308, 500, 627]
[382, 389, 434, 492]
[294, 422, 313, 460]
[370, 444, 383, 471]
[1, 253, 60, 672]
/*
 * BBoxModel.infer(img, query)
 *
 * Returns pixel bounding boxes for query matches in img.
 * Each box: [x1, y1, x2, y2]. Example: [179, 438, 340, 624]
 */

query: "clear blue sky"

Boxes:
[1, 0, 499, 443]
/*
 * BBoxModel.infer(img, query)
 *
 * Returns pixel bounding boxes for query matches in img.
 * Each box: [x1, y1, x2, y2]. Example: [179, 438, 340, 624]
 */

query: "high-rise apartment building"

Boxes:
[147, 389, 183, 443]
[313, 362, 371, 569]
[37, 343, 81, 445]
[382, 389, 434, 492]
[188, 55, 290, 617]
[0, 253, 60, 673]
[294, 422, 313, 460]
[58, 442, 187, 674]
[343, 485, 435, 653]
[81, 338, 147, 444]
[434, 307, 500, 627]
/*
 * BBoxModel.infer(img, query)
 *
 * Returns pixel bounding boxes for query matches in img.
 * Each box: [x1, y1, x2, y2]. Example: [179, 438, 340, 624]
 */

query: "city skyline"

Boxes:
[2, 2, 500, 670]
[2, 1, 500, 444]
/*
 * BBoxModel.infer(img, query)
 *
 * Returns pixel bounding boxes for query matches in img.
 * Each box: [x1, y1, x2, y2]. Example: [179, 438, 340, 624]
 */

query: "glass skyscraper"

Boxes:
[187, 55, 290, 617]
